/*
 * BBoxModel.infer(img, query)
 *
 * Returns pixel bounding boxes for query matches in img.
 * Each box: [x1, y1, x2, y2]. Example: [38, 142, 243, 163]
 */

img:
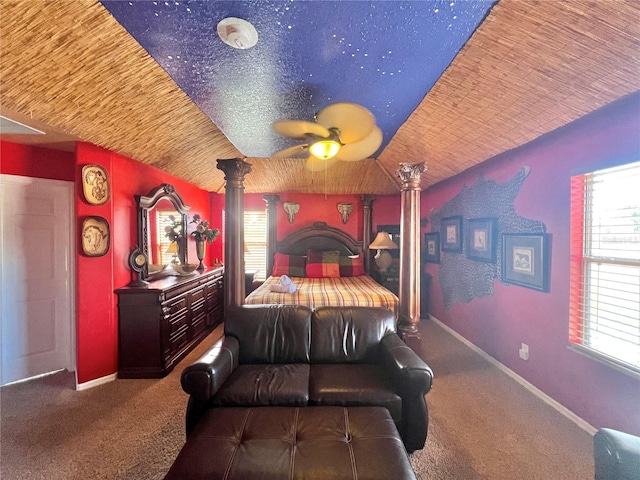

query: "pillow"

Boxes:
[272, 252, 306, 277]
[305, 250, 341, 278]
[339, 254, 366, 277]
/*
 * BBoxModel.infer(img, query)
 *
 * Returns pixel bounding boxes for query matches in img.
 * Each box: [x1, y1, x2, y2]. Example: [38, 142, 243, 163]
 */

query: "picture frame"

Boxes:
[501, 233, 549, 292]
[440, 216, 462, 252]
[423, 232, 440, 263]
[81, 164, 110, 205]
[81, 216, 110, 257]
[466, 217, 498, 263]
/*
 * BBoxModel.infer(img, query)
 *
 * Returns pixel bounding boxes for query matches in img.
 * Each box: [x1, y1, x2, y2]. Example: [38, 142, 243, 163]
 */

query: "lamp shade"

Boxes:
[369, 232, 398, 250]
[165, 241, 178, 254]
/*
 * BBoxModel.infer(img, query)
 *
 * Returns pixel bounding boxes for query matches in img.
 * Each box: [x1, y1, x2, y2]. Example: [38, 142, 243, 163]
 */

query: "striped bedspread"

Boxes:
[245, 275, 398, 315]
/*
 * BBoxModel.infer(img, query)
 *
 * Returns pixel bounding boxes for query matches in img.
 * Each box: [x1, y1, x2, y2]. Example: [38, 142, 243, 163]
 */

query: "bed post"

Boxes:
[263, 194, 280, 278]
[397, 162, 426, 344]
[217, 158, 252, 310]
[361, 195, 375, 274]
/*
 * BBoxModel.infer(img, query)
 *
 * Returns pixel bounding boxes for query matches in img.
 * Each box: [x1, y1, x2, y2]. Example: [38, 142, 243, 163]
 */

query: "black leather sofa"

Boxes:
[180, 304, 434, 452]
[594, 428, 640, 480]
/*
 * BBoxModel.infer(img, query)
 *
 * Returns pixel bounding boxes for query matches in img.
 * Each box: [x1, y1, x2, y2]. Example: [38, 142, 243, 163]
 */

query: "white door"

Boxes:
[0, 175, 75, 385]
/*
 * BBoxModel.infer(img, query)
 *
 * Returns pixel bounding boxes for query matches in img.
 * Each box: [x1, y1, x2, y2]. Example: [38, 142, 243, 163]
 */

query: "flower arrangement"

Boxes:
[190, 214, 220, 243]
[164, 215, 182, 242]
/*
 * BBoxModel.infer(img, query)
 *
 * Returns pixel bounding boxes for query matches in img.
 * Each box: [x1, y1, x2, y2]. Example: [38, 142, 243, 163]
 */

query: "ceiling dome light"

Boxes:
[217, 17, 258, 50]
[309, 139, 341, 160]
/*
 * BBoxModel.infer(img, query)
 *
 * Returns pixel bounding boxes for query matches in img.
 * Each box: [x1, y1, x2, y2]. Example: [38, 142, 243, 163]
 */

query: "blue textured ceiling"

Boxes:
[101, 0, 495, 158]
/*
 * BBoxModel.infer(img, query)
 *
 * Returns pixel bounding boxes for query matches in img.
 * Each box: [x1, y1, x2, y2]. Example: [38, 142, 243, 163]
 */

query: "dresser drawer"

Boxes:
[192, 313, 206, 337]
[162, 295, 188, 318]
[169, 326, 189, 355]
[168, 311, 188, 336]
[190, 287, 205, 304]
[190, 297, 206, 319]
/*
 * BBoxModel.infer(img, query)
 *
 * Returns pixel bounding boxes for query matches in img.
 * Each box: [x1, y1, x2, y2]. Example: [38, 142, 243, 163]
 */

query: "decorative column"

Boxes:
[361, 194, 376, 274]
[217, 158, 252, 310]
[263, 194, 280, 277]
[397, 162, 426, 342]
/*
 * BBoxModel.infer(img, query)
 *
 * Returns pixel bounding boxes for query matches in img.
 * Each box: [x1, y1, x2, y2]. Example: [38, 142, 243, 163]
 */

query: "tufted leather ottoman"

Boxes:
[165, 406, 417, 480]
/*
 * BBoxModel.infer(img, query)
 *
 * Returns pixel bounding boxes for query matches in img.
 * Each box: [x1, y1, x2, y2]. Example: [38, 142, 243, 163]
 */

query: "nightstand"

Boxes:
[245, 269, 259, 295]
[373, 262, 399, 295]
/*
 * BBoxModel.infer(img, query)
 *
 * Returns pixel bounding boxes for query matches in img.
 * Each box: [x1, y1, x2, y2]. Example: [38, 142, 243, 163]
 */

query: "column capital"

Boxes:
[262, 194, 280, 206]
[360, 194, 376, 207]
[396, 162, 426, 189]
[217, 158, 253, 183]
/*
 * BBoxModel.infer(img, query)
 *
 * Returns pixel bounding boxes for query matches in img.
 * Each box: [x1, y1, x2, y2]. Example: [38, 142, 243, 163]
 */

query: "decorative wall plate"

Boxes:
[82, 216, 110, 257]
[82, 164, 110, 205]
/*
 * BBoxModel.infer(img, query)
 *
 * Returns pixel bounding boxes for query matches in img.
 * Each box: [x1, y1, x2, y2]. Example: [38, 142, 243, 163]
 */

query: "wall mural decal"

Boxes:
[430, 166, 546, 309]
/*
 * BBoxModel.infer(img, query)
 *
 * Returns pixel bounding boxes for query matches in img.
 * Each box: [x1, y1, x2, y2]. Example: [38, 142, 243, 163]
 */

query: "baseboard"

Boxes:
[429, 315, 597, 436]
[75, 372, 117, 391]
[2, 369, 66, 387]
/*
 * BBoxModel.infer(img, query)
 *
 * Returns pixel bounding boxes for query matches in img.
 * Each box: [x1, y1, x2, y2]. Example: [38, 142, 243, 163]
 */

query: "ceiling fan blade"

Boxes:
[271, 144, 311, 158]
[305, 156, 339, 172]
[272, 120, 330, 140]
[316, 102, 376, 144]
[334, 126, 383, 162]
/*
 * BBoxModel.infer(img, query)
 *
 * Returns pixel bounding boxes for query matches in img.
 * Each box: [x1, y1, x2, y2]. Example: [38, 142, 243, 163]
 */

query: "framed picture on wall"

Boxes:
[441, 216, 462, 252]
[423, 232, 440, 263]
[466, 217, 498, 263]
[501, 233, 549, 292]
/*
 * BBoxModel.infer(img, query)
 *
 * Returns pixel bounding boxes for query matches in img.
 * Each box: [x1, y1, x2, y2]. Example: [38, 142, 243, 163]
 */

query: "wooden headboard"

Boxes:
[277, 222, 363, 256]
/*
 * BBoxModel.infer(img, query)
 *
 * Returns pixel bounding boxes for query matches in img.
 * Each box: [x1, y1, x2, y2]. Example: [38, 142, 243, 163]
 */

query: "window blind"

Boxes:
[156, 210, 180, 265]
[570, 161, 640, 375]
[244, 209, 268, 281]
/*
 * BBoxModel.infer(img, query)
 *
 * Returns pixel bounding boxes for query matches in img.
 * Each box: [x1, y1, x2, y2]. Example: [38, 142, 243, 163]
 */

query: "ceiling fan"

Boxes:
[271, 102, 383, 171]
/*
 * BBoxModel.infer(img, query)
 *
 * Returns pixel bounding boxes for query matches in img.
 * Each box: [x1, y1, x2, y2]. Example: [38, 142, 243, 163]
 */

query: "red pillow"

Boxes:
[272, 252, 306, 277]
[305, 250, 340, 278]
[339, 254, 366, 277]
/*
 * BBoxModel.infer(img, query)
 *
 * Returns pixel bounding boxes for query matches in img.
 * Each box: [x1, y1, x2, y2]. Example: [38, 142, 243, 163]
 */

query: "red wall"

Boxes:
[210, 191, 403, 272]
[244, 192, 401, 243]
[372, 193, 403, 233]
[422, 92, 640, 435]
[3, 141, 217, 385]
[1, 141, 75, 180]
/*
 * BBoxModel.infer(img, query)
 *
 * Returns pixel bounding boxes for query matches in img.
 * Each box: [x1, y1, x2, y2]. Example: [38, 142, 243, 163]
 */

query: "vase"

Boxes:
[196, 239, 206, 271]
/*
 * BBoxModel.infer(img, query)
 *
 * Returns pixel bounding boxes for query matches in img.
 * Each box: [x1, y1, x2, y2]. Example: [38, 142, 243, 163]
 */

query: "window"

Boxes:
[156, 210, 181, 264]
[244, 209, 268, 281]
[569, 161, 640, 376]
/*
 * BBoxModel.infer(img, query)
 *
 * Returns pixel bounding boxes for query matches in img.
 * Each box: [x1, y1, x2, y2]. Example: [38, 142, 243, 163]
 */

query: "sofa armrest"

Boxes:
[181, 336, 239, 402]
[594, 428, 640, 480]
[380, 333, 433, 452]
[381, 334, 433, 393]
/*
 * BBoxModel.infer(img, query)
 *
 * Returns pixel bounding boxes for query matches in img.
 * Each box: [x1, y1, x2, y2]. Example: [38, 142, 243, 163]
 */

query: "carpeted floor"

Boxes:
[0, 320, 594, 479]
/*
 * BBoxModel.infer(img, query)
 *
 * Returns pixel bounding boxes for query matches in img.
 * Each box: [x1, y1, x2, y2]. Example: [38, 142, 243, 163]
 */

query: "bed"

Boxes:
[245, 275, 399, 314]
[245, 222, 399, 315]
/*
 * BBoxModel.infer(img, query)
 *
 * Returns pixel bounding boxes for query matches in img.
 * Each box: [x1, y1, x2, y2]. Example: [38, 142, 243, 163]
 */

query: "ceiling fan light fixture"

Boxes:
[217, 17, 258, 49]
[309, 139, 341, 160]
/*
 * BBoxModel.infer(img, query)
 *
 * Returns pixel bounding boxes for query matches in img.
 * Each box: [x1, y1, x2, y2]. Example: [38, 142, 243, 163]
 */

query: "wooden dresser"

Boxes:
[115, 267, 224, 378]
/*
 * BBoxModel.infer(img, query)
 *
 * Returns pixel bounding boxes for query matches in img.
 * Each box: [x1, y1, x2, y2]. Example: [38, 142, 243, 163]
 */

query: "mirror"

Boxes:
[136, 184, 190, 281]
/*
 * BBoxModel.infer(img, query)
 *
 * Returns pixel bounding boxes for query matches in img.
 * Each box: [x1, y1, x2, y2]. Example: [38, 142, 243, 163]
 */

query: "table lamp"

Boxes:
[166, 241, 179, 264]
[369, 232, 398, 272]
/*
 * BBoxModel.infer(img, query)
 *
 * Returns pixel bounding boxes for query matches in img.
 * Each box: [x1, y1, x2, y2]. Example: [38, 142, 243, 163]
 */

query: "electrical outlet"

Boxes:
[519, 343, 529, 361]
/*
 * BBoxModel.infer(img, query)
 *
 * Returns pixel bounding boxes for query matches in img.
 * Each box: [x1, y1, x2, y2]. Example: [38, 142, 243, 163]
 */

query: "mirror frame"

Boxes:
[136, 183, 190, 281]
